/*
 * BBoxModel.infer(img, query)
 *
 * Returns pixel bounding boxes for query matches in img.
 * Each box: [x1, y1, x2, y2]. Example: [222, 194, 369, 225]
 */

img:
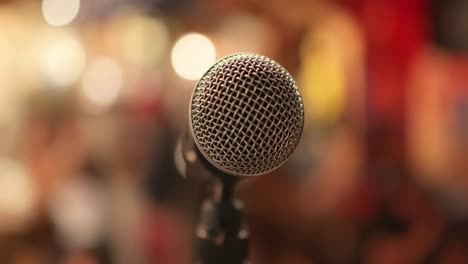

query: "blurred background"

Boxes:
[0, 0, 467, 263]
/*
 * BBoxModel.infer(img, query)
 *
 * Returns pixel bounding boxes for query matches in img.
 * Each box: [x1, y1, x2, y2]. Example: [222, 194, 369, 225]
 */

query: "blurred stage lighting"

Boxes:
[39, 29, 86, 88]
[0, 159, 36, 222]
[298, 11, 363, 124]
[171, 33, 216, 80]
[0, 32, 12, 87]
[42, 0, 80, 26]
[81, 56, 123, 113]
[49, 177, 105, 249]
[121, 14, 169, 67]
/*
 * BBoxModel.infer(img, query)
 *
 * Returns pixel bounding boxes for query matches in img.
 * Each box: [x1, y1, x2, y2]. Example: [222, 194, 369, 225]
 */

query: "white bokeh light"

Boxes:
[42, 0, 80, 26]
[81, 56, 123, 112]
[39, 29, 86, 88]
[171, 33, 216, 80]
[49, 177, 105, 249]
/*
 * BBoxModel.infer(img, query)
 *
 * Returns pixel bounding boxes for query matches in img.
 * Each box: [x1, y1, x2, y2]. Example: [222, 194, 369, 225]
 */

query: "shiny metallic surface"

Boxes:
[190, 53, 304, 176]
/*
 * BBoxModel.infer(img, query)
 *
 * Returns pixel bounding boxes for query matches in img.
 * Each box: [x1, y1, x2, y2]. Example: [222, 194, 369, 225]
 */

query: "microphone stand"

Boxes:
[195, 175, 249, 264]
[178, 133, 249, 264]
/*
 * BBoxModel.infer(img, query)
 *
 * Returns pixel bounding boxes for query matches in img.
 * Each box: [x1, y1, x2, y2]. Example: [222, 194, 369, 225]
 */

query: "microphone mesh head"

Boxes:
[190, 53, 304, 176]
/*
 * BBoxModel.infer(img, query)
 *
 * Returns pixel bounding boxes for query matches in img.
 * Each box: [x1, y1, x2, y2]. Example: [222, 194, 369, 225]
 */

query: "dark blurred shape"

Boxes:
[454, 95, 468, 141]
[142, 0, 196, 13]
[430, 0, 468, 54]
[145, 122, 195, 207]
[0, 213, 58, 263]
[22, 92, 78, 137]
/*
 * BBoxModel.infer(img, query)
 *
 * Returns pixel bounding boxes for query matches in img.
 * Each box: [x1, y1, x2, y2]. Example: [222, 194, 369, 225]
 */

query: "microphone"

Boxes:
[178, 53, 304, 263]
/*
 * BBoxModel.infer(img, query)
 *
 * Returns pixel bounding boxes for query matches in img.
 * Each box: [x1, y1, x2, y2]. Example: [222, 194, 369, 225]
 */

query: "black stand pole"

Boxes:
[195, 175, 249, 264]
[178, 133, 249, 264]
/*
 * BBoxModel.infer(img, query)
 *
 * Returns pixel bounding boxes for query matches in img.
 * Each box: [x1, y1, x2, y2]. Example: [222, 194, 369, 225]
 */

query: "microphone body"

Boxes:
[178, 53, 304, 264]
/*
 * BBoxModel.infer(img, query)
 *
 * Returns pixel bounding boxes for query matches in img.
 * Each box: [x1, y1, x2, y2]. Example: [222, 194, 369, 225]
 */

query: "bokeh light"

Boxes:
[298, 12, 363, 124]
[171, 33, 216, 80]
[49, 178, 105, 249]
[121, 14, 170, 67]
[39, 29, 86, 88]
[0, 159, 36, 224]
[81, 56, 124, 113]
[42, 0, 81, 26]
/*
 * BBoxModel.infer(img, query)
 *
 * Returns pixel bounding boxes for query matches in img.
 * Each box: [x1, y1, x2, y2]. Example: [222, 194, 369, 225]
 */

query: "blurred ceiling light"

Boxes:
[0, 159, 36, 223]
[81, 56, 123, 112]
[42, 0, 80, 26]
[121, 14, 169, 67]
[171, 33, 216, 80]
[39, 29, 86, 88]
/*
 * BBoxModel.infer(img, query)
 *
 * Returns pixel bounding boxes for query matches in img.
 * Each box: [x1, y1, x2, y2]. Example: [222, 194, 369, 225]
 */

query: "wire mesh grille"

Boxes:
[190, 53, 304, 176]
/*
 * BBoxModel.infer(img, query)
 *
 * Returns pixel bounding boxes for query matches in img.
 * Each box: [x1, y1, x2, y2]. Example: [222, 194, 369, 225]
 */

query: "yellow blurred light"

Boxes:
[171, 33, 216, 80]
[298, 10, 365, 126]
[42, 0, 80, 26]
[0, 159, 36, 219]
[39, 29, 86, 88]
[0, 8, 23, 86]
[81, 57, 123, 112]
[301, 49, 345, 123]
[121, 15, 169, 67]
